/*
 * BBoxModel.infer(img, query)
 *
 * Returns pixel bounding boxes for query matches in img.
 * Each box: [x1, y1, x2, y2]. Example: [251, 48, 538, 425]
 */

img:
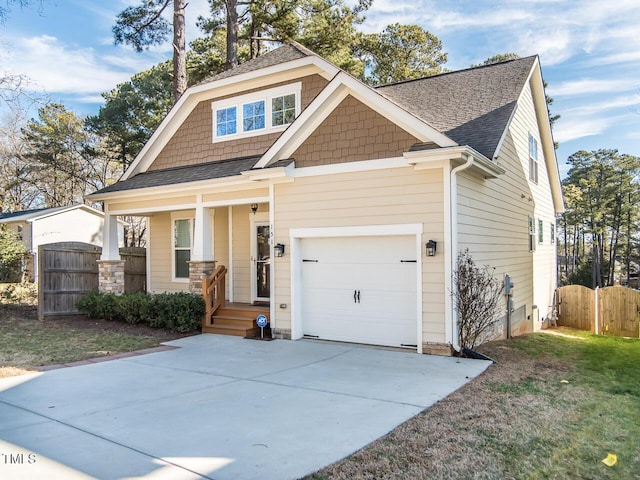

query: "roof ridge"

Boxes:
[377, 55, 538, 89]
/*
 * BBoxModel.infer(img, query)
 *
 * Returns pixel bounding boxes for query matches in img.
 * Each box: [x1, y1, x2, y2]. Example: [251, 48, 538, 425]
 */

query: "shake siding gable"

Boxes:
[148, 74, 329, 171]
[292, 95, 419, 167]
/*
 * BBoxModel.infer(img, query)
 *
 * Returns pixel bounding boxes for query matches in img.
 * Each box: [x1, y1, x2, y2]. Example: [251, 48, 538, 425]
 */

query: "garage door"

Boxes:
[301, 235, 418, 348]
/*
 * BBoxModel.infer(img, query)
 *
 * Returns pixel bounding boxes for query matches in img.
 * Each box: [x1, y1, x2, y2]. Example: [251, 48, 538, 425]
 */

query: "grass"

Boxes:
[306, 328, 640, 480]
[0, 284, 191, 378]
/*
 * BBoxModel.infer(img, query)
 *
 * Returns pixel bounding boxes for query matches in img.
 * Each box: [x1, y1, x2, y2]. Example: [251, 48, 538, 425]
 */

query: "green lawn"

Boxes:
[307, 328, 640, 479]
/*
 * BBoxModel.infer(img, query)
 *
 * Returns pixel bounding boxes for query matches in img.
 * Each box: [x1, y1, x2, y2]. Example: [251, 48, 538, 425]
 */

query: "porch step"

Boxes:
[203, 303, 270, 338]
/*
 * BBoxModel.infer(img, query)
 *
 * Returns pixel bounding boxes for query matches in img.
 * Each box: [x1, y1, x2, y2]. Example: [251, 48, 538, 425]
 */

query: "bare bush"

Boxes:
[452, 250, 504, 350]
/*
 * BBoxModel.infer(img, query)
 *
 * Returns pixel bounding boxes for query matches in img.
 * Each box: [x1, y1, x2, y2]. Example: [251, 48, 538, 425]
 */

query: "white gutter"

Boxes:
[448, 154, 475, 352]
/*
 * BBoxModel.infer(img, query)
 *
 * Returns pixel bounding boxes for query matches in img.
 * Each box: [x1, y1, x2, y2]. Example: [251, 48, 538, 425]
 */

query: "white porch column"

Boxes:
[101, 212, 120, 261]
[192, 202, 213, 262]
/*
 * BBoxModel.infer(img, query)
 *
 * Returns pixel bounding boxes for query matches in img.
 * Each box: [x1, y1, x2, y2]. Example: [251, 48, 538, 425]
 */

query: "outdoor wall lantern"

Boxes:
[274, 243, 286, 257]
[426, 240, 437, 257]
[251, 203, 258, 214]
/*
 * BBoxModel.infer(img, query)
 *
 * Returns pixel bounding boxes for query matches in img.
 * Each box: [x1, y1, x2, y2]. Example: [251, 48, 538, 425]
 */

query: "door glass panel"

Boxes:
[256, 225, 270, 298]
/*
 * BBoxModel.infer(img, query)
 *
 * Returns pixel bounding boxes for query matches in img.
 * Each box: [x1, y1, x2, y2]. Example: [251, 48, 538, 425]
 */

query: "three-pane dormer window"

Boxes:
[212, 83, 301, 142]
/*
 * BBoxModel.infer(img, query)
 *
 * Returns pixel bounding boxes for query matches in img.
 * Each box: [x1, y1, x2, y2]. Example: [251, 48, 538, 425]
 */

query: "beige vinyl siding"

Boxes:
[231, 204, 254, 303]
[110, 195, 197, 214]
[273, 166, 446, 344]
[457, 81, 557, 332]
[149, 213, 182, 293]
[518, 86, 557, 324]
[214, 207, 229, 299]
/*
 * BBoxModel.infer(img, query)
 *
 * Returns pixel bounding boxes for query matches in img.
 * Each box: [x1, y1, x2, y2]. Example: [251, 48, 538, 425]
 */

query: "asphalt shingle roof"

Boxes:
[0, 206, 72, 222]
[378, 56, 537, 159]
[93, 156, 293, 195]
[198, 43, 314, 84]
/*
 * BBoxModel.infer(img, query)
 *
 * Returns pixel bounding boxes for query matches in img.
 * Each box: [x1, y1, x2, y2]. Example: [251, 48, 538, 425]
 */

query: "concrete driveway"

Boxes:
[0, 335, 491, 480]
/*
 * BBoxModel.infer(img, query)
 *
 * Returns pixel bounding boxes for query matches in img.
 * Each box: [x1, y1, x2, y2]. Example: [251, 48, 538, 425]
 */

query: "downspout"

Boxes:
[449, 154, 475, 353]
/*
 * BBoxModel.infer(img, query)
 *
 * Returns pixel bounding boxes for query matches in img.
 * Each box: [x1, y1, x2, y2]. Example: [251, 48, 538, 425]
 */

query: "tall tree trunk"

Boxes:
[172, 0, 187, 103]
[226, 0, 239, 69]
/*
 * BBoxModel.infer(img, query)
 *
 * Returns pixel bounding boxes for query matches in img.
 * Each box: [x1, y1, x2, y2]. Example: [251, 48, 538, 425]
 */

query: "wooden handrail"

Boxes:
[202, 265, 227, 327]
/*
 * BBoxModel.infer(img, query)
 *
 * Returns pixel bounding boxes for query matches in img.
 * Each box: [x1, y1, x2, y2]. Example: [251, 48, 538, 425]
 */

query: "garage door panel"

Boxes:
[301, 235, 418, 348]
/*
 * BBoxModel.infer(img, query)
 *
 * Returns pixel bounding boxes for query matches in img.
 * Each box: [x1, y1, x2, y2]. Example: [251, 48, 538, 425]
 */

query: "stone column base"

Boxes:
[97, 260, 125, 295]
[188, 261, 217, 294]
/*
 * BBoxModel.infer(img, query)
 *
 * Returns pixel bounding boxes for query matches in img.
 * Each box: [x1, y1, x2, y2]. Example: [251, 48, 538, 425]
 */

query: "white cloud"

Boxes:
[553, 112, 633, 143]
[2, 35, 162, 96]
[548, 78, 636, 97]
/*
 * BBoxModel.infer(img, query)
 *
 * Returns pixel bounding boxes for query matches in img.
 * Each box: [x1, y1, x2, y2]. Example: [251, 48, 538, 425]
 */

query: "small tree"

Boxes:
[452, 250, 504, 350]
[0, 225, 27, 282]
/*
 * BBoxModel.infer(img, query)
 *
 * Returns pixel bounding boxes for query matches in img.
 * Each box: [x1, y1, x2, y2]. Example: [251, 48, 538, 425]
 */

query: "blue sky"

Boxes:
[1, 0, 639, 177]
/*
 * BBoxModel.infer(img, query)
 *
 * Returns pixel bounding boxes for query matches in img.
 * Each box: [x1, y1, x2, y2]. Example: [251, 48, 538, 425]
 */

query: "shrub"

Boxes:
[149, 292, 205, 332]
[452, 250, 504, 350]
[76, 291, 204, 332]
[0, 226, 27, 283]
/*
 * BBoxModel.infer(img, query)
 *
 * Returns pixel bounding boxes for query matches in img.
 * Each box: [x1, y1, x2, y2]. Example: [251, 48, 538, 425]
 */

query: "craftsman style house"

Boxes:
[90, 43, 563, 355]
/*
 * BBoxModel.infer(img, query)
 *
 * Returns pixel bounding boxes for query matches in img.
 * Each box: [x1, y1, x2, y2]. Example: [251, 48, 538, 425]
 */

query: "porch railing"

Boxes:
[202, 265, 227, 327]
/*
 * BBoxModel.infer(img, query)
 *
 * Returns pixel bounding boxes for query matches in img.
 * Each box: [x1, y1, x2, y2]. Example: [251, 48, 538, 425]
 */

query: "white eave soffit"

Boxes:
[255, 72, 458, 169]
[404, 146, 505, 178]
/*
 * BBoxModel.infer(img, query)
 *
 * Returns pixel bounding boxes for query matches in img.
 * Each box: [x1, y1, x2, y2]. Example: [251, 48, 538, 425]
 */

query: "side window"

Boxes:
[538, 219, 543, 244]
[528, 215, 536, 252]
[16, 225, 23, 241]
[529, 133, 539, 184]
[550, 223, 555, 244]
[173, 218, 192, 279]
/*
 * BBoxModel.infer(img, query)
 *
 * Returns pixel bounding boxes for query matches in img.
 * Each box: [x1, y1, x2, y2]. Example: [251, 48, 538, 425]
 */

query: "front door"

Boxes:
[252, 221, 270, 302]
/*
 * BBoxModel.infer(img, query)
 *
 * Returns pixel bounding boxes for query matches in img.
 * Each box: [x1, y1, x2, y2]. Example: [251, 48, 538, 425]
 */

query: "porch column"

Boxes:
[189, 203, 215, 294]
[192, 204, 213, 262]
[98, 212, 124, 294]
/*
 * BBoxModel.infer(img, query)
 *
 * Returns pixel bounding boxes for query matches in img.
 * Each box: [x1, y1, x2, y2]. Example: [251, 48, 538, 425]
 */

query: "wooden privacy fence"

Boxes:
[556, 285, 640, 337]
[38, 242, 146, 319]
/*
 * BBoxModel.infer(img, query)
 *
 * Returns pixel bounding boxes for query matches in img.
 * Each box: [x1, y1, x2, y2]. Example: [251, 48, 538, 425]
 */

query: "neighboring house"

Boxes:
[0, 204, 125, 281]
[89, 43, 563, 355]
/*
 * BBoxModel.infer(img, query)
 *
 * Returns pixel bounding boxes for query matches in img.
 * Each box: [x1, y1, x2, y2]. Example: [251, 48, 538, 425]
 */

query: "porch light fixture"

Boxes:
[251, 203, 258, 214]
[426, 240, 437, 257]
[274, 243, 285, 257]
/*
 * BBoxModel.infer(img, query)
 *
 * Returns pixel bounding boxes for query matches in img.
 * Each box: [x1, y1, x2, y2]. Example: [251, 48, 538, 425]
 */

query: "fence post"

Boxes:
[594, 286, 599, 335]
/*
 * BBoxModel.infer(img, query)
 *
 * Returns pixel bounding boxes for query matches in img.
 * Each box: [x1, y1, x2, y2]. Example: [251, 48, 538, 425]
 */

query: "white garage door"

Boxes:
[301, 235, 418, 348]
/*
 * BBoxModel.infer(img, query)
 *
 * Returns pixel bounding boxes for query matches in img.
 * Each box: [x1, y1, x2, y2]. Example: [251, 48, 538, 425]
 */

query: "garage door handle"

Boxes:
[354, 290, 357, 303]
[357, 290, 360, 303]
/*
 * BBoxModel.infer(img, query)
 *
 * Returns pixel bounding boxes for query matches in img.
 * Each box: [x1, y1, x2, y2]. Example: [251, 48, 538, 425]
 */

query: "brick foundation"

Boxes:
[188, 261, 217, 294]
[97, 260, 125, 295]
[271, 328, 291, 340]
[422, 342, 454, 356]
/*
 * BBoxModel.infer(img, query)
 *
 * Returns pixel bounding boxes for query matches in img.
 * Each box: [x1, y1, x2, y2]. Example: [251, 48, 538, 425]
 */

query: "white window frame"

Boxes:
[171, 214, 194, 282]
[538, 219, 544, 244]
[528, 133, 539, 184]
[528, 215, 536, 252]
[211, 82, 301, 143]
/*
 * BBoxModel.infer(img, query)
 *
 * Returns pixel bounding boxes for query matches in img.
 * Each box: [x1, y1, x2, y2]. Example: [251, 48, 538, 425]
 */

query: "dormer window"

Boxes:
[216, 107, 237, 137]
[212, 82, 301, 143]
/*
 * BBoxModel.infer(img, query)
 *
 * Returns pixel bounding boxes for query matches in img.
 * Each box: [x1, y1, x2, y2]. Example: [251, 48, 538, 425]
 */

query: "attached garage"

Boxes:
[294, 230, 420, 349]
